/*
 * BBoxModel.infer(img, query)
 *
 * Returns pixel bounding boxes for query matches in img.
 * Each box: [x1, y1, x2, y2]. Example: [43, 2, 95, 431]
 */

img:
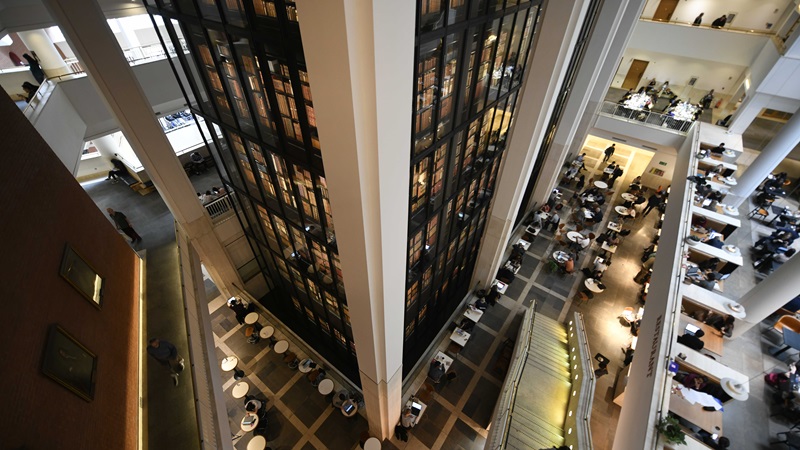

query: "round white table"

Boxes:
[723, 206, 739, 216]
[274, 340, 289, 354]
[298, 358, 315, 373]
[584, 278, 605, 293]
[240, 414, 259, 432]
[566, 231, 584, 243]
[318, 378, 335, 395]
[221, 356, 239, 372]
[552, 251, 570, 264]
[594, 180, 608, 189]
[364, 437, 381, 450]
[614, 206, 630, 216]
[232, 381, 249, 399]
[247, 435, 267, 450]
[245, 312, 260, 325]
[259, 326, 275, 340]
[722, 177, 738, 186]
[621, 193, 636, 202]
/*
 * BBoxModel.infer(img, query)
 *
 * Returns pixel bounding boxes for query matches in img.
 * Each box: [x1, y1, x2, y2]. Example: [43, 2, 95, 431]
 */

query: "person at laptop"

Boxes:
[428, 360, 446, 383]
[677, 328, 705, 351]
[681, 373, 708, 391]
[703, 235, 725, 249]
[401, 408, 416, 429]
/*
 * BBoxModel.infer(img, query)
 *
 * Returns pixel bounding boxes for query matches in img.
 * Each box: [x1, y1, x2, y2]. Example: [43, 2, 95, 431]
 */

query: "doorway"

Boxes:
[622, 59, 649, 90]
[653, 0, 679, 22]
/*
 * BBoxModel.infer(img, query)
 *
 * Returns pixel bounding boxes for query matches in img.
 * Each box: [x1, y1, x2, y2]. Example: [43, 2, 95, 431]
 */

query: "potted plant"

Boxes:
[656, 416, 686, 445]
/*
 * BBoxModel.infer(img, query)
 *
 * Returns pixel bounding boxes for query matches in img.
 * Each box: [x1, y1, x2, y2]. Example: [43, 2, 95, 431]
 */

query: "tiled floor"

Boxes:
[79, 137, 800, 450]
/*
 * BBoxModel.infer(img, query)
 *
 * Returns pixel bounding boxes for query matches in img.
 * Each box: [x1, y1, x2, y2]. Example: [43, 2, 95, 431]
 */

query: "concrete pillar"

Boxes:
[726, 92, 769, 135]
[17, 29, 70, 78]
[731, 253, 800, 338]
[111, 18, 141, 51]
[42, 0, 243, 297]
[531, 0, 646, 208]
[727, 105, 800, 208]
[298, 0, 413, 439]
[567, 0, 646, 158]
[471, 0, 591, 288]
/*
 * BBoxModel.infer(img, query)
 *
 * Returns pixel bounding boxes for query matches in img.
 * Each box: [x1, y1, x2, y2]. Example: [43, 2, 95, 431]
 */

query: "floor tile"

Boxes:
[461, 376, 501, 428]
[314, 405, 369, 449]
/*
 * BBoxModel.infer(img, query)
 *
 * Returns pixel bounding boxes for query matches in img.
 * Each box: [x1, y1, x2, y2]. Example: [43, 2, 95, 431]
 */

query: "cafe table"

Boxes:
[247, 435, 267, 450]
[552, 250, 570, 264]
[614, 206, 630, 216]
[566, 231, 584, 243]
[607, 221, 622, 232]
[463, 304, 484, 322]
[232, 381, 249, 399]
[621, 193, 636, 202]
[584, 278, 605, 293]
[594, 180, 608, 189]
[669, 382, 722, 435]
[434, 351, 454, 372]
[240, 414, 259, 433]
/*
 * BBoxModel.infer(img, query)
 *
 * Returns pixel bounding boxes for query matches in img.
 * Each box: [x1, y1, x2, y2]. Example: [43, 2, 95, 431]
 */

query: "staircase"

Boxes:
[504, 314, 571, 450]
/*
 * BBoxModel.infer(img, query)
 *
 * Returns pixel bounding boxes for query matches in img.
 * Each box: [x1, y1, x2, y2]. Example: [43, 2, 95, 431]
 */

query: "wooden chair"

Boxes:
[748, 206, 769, 221]
[768, 315, 800, 337]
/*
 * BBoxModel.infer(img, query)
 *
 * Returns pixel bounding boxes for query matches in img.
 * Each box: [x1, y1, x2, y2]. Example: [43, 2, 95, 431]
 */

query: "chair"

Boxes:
[767, 315, 800, 337]
[618, 307, 635, 325]
[576, 290, 593, 304]
[417, 382, 435, 403]
[773, 430, 800, 449]
[748, 206, 769, 220]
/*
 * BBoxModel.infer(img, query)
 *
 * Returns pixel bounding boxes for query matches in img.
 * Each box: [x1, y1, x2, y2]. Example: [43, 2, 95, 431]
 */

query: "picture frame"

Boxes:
[59, 244, 104, 309]
[41, 325, 97, 402]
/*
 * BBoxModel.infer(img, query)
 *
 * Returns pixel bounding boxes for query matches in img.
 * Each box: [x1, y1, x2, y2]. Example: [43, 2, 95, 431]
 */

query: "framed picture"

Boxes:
[41, 325, 97, 402]
[59, 244, 104, 309]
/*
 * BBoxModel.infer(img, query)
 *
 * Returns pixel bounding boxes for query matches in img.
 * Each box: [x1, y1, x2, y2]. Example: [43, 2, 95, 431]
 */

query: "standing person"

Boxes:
[603, 143, 616, 162]
[107, 208, 143, 243]
[634, 253, 656, 284]
[147, 338, 184, 386]
[609, 166, 624, 187]
[642, 193, 662, 216]
[22, 53, 45, 84]
[228, 297, 249, 325]
[20, 81, 39, 103]
[711, 15, 727, 28]
[692, 13, 704, 26]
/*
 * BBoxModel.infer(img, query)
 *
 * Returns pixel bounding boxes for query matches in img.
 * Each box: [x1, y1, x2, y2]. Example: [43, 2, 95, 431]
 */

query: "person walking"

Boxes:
[609, 166, 624, 187]
[603, 143, 615, 162]
[107, 208, 142, 243]
[642, 193, 662, 217]
[106, 156, 128, 182]
[147, 338, 184, 386]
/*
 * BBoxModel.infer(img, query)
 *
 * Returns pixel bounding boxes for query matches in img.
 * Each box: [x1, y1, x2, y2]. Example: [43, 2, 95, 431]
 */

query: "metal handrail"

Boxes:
[571, 312, 595, 449]
[598, 101, 693, 134]
[639, 17, 774, 36]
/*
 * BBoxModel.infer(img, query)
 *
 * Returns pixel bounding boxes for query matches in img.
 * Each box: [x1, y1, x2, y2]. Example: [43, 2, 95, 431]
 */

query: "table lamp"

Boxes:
[720, 377, 749, 401]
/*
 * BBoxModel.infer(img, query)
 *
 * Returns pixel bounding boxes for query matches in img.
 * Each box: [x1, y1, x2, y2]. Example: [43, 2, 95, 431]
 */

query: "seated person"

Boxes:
[699, 434, 730, 450]
[474, 297, 488, 311]
[401, 408, 416, 429]
[594, 257, 609, 273]
[703, 235, 725, 249]
[710, 143, 726, 154]
[705, 313, 734, 338]
[697, 257, 720, 272]
[428, 360, 446, 383]
[677, 328, 705, 350]
[563, 255, 575, 274]
[595, 194, 606, 206]
[570, 235, 591, 253]
[531, 209, 548, 229]
[244, 396, 266, 418]
[681, 373, 708, 390]
[592, 206, 604, 222]
[630, 319, 642, 336]
[333, 392, 349, 409]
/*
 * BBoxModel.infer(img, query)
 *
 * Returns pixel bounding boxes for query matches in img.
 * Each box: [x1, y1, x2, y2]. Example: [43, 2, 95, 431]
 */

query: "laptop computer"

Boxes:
[410, 401, 423, 416]
[685, 324, 700, 336]
[343, 403, 356, 415]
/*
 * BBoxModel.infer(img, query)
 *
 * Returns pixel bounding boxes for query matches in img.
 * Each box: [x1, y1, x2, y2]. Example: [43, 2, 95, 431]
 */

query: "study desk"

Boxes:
[450, 328, 471, 347]
[607, 221, 622, 232]
[463, 304, 484, 322]
[673, 342, 748, 386]
[669, 382, 722, 435]
[517, 239, 531, 251]
[688, 242, 743, 274]
[680, 315, 724, 356]
[691, 205, 740, 237]
[601, 242, 618, 254]
[698, 156, 737, 173]
[584, 278, 605, 293]
[406, 398, 428, 423]
[434, 351, 453, 372]
[681, 283, 746, 320]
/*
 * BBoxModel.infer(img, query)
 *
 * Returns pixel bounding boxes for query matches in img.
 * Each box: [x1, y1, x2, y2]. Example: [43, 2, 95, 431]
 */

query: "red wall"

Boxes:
[0, 89, 140, 449]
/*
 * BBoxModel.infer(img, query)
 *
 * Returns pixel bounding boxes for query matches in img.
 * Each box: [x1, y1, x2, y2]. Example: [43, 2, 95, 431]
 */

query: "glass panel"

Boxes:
[198, 0, 221, 21]
[408, 230, 424, 268]
[503, 11, 527, 93]
[208, 30, 254, 133]
[324, 292, 340, 318]
[251, 0, 277, 17]
[268, 151, 298, 213]
[410, 157, 430, 215]
[447, 0, 467, 25]
[469, 0, 487, 18]
[488, 0, 504, 14]
[188, 27, 233, 125]
[458, 26, 481, 124]
[292, 164, 320, 226]
[419, 0, 445, 32]
[431, 143, 447, 199]
[514, 9, 536, 89]
[472, 19, 500, 114]
[414, 38, 441, 155]
[298, 70, 321, 150]
[318, 176, 336, 244]
[406, 281, 419, 309]
[236, 42, 277, 143]
[222, 0, 247, 27]
[257, 206, 280, 252]
[228, 132, 261, 198]
[438, 33, 460, 138]
[169, 21, 209, 113]
[268, 60, 304, 145]
[487, 14, 513, 104]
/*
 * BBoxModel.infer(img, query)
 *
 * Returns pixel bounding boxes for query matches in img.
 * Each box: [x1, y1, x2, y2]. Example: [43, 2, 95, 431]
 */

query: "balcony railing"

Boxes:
[598, 101, 694, 134]
[203, 192, 238, 224]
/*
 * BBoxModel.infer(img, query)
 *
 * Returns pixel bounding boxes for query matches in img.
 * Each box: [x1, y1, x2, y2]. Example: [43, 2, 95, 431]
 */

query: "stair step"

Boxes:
[511, 405, 567, 438]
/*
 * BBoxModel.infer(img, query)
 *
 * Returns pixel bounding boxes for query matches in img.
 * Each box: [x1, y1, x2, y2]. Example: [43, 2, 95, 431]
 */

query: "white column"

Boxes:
[727, 105, 800, 208]
[531, 0, 646, 207]
[298, 0, 413, 439]
[112, 18, 141, 51]
[42, 0, 243, 297]
[731, 254, 800, 338]
[726, 92, 769, 135]
[471, 0, 590, 288]
[17, 29, 70, 78]
[567, 0, 646, 157]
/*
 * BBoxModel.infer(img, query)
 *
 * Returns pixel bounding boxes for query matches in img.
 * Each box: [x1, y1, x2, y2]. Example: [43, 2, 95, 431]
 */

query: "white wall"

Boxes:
[0, 68, 39, 99]
[642, 0, 793, 31]
[613, 48, 746, 97]
[27, 86, 87, 175]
